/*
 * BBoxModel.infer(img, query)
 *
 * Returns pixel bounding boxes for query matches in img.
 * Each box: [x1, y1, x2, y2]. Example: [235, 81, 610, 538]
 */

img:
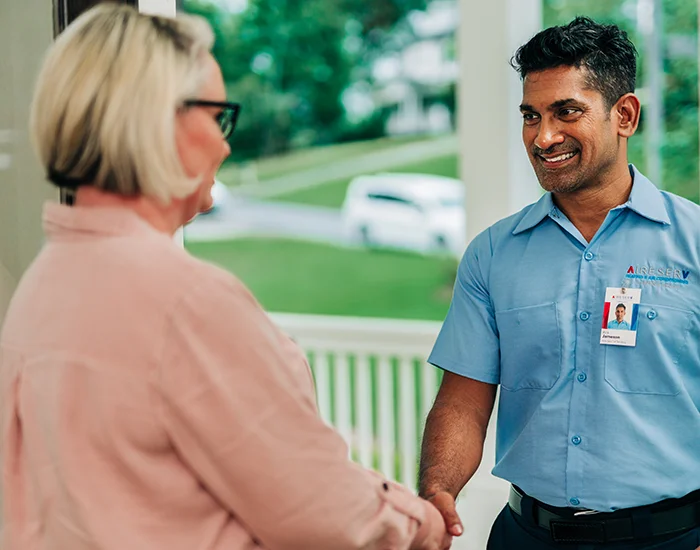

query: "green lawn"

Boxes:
[185, 238, 456, 320]
[272, 154, 460, 208]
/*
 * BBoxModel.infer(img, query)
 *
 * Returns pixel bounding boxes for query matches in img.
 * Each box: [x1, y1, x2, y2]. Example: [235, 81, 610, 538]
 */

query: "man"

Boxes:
[607, 303, 630, 330]
[419, 17, 700, 550]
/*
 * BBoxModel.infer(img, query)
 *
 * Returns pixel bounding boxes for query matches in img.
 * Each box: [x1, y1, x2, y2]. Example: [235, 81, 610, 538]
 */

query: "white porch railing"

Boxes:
[270, 312, 443, 489]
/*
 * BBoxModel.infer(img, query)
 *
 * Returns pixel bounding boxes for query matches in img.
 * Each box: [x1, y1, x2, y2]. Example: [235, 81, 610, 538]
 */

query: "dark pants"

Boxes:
[487, 505, 700, 550]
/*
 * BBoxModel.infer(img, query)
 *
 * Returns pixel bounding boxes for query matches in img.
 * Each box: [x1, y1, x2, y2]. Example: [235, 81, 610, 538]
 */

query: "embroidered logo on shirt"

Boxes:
[625, 265, 690, 286]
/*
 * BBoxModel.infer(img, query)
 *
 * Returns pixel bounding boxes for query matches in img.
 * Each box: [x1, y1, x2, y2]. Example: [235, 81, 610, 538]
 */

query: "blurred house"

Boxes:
[373, 0, 458, 135]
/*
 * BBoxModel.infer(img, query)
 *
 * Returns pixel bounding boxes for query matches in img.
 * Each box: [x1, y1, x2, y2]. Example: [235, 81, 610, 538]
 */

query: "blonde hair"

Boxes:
[30, 3, 215, 202]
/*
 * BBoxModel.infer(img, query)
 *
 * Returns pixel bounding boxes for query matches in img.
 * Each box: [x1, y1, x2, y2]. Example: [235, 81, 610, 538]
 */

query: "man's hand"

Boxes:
[426, 491, 463, 537]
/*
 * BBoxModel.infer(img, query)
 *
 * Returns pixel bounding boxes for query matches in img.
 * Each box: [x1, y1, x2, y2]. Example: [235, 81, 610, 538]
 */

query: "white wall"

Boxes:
[0, 0, 56, 327]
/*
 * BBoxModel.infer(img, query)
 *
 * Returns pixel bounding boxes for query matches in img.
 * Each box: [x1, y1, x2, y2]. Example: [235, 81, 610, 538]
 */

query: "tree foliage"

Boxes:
[184, 0, 427, 160]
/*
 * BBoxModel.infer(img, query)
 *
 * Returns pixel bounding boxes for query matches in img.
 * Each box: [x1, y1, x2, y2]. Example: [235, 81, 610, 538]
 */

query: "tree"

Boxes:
[184, 0, 429, 160]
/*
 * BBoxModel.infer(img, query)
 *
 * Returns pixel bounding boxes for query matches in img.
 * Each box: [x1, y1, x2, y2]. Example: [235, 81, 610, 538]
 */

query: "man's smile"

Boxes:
[537, 150, 580, 168]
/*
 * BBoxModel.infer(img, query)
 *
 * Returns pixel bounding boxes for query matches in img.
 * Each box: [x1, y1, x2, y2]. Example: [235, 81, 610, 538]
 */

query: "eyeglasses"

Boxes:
[183, 100, 241, 140]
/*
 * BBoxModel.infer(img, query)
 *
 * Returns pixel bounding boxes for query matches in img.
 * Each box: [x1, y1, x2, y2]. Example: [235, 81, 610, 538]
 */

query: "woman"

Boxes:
[0, 5, 450, 550]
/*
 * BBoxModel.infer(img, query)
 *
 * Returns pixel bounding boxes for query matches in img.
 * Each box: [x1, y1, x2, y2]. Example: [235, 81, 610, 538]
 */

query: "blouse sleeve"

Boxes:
[156, 273, 445, 550]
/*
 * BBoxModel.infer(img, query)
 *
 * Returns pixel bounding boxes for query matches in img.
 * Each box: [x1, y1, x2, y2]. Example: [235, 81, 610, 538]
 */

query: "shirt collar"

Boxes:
[512, 192, 555, 235]
[512, 164, 670, 236]
[624, 164, 671, 225]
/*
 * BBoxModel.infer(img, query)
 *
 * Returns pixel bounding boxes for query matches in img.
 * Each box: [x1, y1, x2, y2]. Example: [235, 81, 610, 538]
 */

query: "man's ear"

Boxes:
[614, 93, 641, 138]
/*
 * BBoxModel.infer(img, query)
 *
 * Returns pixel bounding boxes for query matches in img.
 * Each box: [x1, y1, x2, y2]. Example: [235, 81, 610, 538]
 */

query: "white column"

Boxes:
[453, 3, 542, 549]
[458, 0, 543, 242]
[0, 0, 56, 327]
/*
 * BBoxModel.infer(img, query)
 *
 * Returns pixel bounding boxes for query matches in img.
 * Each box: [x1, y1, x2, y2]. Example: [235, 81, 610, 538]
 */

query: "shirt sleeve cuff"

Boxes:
[427, 354, 500, 385]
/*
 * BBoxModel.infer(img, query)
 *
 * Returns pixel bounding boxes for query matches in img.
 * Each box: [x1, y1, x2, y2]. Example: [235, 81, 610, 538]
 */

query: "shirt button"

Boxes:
[579, 311, 590, 321]
[572, 435, 582, 446]
[577, 372, 587, 383]
[647, 310, 657, 320]
[570, 497, 581, 506]
[584, 251, 594, 261]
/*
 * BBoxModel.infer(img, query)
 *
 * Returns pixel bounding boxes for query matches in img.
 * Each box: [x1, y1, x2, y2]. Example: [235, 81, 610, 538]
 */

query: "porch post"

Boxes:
[453, 2, 542, 548]
[458, 0, 543, 243]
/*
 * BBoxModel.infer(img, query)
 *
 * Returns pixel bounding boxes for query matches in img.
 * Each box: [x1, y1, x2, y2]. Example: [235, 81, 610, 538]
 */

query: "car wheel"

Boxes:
[434, 235, 448, 252]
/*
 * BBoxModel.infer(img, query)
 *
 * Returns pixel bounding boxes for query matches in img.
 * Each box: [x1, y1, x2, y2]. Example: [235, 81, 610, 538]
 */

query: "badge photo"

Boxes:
[600, 287, 641, 347]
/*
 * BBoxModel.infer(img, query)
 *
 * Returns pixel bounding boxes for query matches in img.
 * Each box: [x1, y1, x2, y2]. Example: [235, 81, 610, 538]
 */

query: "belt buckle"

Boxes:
[550, 517, 606, 544]
[573, 509, 601, 517]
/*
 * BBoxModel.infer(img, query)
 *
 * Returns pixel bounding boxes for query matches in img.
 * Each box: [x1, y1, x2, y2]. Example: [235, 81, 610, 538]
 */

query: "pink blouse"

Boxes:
[0, 203, 445, 550]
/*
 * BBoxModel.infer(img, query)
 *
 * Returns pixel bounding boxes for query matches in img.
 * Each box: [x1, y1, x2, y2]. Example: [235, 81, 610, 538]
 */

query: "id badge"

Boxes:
[600, 287, 641, 347]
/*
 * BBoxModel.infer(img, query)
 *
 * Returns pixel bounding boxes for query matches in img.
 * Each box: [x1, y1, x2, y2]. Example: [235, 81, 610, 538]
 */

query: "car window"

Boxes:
[367, 193, 421, 210]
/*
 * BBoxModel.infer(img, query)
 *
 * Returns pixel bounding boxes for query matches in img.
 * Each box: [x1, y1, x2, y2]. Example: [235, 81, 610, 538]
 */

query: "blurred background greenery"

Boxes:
[184, 0, 699, 320]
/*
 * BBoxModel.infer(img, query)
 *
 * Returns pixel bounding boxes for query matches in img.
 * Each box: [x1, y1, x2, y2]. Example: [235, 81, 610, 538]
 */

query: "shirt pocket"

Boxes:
[604, 303, 692, 396]
[496, 302, 562, 391]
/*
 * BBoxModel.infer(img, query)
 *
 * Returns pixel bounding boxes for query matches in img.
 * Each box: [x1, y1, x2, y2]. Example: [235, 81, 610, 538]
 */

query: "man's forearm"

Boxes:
[418, 374, 497, 499]
[419, 403, 485, 498]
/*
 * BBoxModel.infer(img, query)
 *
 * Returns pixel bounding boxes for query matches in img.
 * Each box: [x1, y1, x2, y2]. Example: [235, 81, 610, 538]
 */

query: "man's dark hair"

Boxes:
[616, 303, 626, 310]
[510, 17, 637, 109]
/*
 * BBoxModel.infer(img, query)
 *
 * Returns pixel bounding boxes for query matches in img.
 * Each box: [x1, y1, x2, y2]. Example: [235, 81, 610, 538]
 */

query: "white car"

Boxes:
[341, 173, 466, 257]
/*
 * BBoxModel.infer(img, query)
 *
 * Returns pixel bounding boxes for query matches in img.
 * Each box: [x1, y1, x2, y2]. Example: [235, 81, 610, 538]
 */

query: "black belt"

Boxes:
[508, 485, 700, 544]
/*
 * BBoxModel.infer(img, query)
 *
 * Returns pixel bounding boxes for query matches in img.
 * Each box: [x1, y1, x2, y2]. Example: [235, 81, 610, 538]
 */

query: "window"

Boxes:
[367, 193, 419, 208]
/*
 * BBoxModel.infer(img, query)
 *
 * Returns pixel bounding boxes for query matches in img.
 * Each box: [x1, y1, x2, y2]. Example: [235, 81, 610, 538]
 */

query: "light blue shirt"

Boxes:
[429, 166, 700, 511]
[607, 319, 630, 330]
